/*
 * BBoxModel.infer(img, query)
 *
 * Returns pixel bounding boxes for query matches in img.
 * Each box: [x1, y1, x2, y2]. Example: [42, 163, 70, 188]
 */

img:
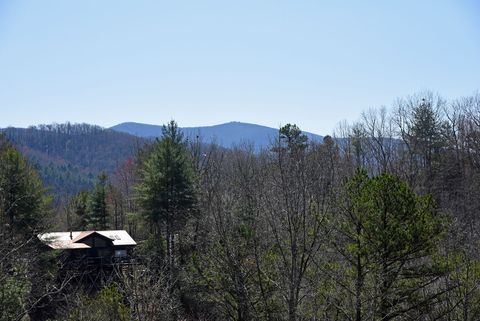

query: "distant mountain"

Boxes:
[111, 121, 323, 149]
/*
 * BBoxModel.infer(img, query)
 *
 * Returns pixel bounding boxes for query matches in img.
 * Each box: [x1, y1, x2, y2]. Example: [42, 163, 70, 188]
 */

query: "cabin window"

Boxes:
[115, 250, 127, 257]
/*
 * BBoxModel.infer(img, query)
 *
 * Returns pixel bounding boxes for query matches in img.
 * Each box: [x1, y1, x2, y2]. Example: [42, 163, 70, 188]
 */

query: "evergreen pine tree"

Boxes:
[0, 140, 51, 234]
[137, 120, 196, 270]
[87, 173, 109, 230]
[0, 137, 52, 321]
[70, 190, 90, 230]
[340, 170, 447, 320]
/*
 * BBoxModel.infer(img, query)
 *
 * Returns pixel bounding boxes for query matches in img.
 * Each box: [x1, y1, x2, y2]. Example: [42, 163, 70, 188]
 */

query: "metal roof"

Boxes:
[38, 230, 137, 250]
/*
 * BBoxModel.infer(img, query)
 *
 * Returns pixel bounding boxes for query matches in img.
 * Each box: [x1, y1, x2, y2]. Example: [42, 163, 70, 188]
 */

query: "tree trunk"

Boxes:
[166, 222, 171, 272]
[288, 292, 297, 321]
[355, 248, 363, 321]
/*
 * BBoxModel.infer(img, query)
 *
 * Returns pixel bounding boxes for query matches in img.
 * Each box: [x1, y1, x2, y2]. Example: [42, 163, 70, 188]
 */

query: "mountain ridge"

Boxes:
[110, 121, 323, 149]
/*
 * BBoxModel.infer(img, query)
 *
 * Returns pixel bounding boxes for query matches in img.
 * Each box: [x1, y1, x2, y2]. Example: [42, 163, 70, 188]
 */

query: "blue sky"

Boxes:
[0, 0, 479, 134]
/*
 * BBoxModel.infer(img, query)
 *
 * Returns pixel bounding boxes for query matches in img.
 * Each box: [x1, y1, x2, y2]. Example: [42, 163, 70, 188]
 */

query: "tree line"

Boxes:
[2, 91, 480, 320]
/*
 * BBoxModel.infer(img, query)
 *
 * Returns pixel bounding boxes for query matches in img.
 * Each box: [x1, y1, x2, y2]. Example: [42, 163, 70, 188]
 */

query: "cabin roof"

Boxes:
[72, 231, 111, 243]
[38, 230, 137, 250]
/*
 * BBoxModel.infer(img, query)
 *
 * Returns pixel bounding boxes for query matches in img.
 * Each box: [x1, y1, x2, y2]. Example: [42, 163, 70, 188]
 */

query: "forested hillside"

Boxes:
[1, 123, 147, 196]
[3, 91, 480, 321]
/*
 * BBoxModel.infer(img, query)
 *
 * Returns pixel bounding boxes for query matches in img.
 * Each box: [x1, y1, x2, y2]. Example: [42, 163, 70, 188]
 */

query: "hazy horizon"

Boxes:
[1, 120, 326, 136]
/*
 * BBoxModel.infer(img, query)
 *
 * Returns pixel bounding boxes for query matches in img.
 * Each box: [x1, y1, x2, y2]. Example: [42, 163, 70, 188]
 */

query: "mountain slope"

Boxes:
[1, 124, 147, 196]
[111, 121, 323, 148]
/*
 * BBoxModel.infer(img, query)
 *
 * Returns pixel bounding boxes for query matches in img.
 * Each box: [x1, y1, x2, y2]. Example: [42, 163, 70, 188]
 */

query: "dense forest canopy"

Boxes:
[2, 91, 480, 320]
[1, 123, 147, 196]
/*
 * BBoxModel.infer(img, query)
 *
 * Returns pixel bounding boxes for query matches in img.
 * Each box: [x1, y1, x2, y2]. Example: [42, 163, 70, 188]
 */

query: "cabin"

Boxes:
[38, 230, 137, 267]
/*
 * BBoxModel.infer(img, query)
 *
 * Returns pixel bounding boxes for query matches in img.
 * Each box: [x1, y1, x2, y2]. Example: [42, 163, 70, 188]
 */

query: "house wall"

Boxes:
[82, 235, 110, 248]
